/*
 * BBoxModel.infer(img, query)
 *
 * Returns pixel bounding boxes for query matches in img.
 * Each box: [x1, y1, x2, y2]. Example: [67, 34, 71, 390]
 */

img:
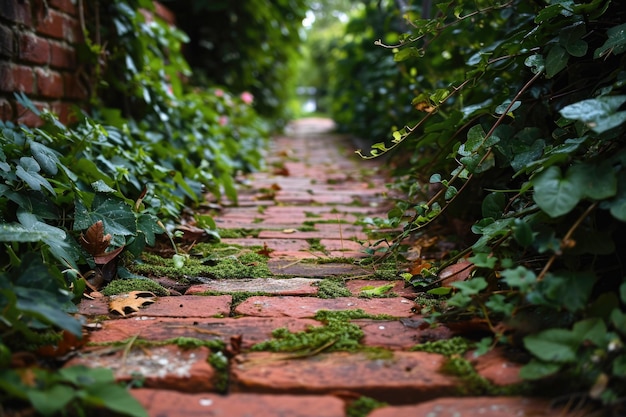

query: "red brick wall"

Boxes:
[0, 0, 87, 126]
[0, 1, 176, 127]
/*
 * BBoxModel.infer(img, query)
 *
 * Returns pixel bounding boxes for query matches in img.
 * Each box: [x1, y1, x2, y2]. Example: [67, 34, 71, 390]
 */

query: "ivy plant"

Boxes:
[347, 0, 626, 407]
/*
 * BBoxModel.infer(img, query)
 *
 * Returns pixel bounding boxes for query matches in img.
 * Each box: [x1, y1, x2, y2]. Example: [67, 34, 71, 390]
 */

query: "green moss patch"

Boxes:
[130, 250, 271, 281]
[102, 278, 169, 296]
[346, 396, 387, 417]
[251, 309, 393, 355]
[315, 278, 352, 298]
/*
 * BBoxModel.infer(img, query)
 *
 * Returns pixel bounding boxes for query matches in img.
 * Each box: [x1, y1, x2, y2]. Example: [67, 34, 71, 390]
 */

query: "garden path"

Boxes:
[74, 118, 579, 417]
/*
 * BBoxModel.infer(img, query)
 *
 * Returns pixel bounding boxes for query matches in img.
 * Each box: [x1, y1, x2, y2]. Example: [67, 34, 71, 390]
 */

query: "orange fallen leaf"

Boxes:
[109, 291, 156, 316]
[438, 260, 475, 287]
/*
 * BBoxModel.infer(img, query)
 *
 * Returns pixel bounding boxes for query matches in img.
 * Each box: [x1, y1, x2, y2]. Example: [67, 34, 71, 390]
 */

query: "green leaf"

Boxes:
[545, 45, 568, 78]
[29, 141, 60, 176]
[513, 218, 533, 247]
[532, 166, 582, 217]
[468, 253, 496, 269]
[613, 354, 626, 377]
[607, 172, 626, 221]
[451, 277, 488, 295]
[572, 317, 606, 346]
[501, 266, 536, 293]
[559, 22, 588, 57]
[481, 192, 505, 219]
[524, 54, 545, 74]
[523, 328, 579, 363]
[74, 195, 136, 243]
[559, 96, 626, 133]
[27, 384, 76, 416]
[567, 162, 617, 200]
[594, 22, 626, 58]
[519, 359, 562, 380]
[16, 157, 55, 194]
[428, 287, 452, 295]
[85, 383, 148, 417]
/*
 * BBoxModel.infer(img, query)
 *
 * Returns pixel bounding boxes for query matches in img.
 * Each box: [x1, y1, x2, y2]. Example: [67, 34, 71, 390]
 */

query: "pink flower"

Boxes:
[215, 89, 224, 98]
[218, 116, 229, 126]
[240, 91, 254, 105]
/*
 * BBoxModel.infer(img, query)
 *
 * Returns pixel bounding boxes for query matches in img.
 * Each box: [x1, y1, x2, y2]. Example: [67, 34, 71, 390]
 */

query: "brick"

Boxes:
[49, 41, 75, 68]
[36, 8, 64, 39]
[234, 296, 417, 318]
[132, 390, 346, 417]
[15, 100, 45, 127]
[345, 279, 417, 299]
[35, 67, 63, 97]
[62, 14, 82, 43]
[368, 397, 574, 417]
[0, 0, 32, 25]
[18, 32, 49, 64]
[258, 229, 368, 240]
[220, 238, 311, 251]
[49, 100, 79, 125]
[50, 0, 77, 16]
[67, 345, 218, 392]
[185, 278, 320, 296]
[139, 295, 232, 318]
[358, 319, 453, 350]
[0, 24, 13, 57]
[154, 1, 176, 25]
[231, 351, 458, 403]
[86, 316, 323, 350]
[12, 64, 35, 94]
[62, 71, 88, 99]
[268, 260, 372, 277]
[466, 348, 524, 387]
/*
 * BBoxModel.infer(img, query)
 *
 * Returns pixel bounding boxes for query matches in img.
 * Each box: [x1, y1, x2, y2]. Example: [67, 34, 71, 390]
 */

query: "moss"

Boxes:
[250, 309, 391, 354]
[88, 336, 225, 352]
[208, 351, 229, 393]
[257, 205, 267, 214]
[303, 257, 358, 264]
[198, 290, 270, 311]
[346, 396, 387, 417]
[304, 211, 322, 218]
[101, 278, 169, 296]
[307, 238, 326, 252]
[315, 278, 352, 299]
[410, 336, 473, 356]
[217, 228, 262, 238]
[298, 224, 318, 232]
[130, 250, 271, 281]
[252, 217, 264, 224]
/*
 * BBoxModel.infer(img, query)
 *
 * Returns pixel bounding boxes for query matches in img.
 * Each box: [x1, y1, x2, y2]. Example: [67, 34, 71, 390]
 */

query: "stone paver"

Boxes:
[65, 118, 574, 417]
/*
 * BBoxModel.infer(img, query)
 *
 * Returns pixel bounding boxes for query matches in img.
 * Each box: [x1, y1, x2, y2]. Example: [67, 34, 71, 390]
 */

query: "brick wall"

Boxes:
[0, 0, 87, 126]
[0, 0, 176, 127]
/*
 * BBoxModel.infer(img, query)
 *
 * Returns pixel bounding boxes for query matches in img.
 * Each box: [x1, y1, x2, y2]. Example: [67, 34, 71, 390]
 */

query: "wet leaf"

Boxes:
[109, 291, 156, 316]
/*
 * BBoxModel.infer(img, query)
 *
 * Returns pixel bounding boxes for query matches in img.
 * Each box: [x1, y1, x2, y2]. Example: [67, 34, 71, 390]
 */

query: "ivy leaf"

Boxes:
[559, 22, 588, 57]
[594, 22, 626, 58]
[29, 141, 60, 176]
[532, 166, 582, 217]
[74, 195, 136, 247]
[519, 359, 562, 380]
[481, 192, 505, 219]
[27, 384, 75, 416]
[524, 54, 545, 74]
[559, 96, 626, 133]
[545, 45, 568, 78]
[451, 277, 488, 295]
[567, 162, 617, 200]
[513, 218, 533, 247]
[16, 157, 55, 195]
[523, 328, 579, 363]
[501, 266, 536, 293]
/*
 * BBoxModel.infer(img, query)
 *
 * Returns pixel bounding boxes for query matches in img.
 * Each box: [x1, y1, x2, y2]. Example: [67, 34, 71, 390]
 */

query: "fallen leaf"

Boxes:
[109, 291, 156, 316]
[282, 229, 296, 234]
[79, 221, 111, 257]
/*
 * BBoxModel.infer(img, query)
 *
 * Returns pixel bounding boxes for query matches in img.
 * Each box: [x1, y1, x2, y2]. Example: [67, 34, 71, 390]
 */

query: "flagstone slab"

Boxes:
[87, 316, 322, 349]
[231, 351, 458, 404]
[132, 389, 346, 417]
[185, 278, 320, 296]
[67, 345, 217, 392]
[233, 296, 417, 318]
[220, 238, 310, 251]
[368, 397, 574, 417]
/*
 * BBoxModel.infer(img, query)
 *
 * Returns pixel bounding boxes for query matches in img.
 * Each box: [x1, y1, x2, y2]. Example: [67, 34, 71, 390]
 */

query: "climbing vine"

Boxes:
[344, 0, 626, 408]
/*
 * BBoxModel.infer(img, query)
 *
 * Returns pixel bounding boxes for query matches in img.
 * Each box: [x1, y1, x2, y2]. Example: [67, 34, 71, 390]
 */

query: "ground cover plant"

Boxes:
[341, 0, 626, 409]
[0, 1, 273, 414]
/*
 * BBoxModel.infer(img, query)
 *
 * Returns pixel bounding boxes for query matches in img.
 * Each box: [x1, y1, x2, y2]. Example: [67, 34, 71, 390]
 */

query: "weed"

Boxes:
[217, 228, 262, 238]
[298, 224, 318, 232]
[208, 351, 229, 393]
[304, 211, 322, 218]
[307, 238, 326, 252]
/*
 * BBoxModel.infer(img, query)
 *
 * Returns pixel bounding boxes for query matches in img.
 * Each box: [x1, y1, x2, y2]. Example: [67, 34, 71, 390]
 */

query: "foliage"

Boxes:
[0, 366, 147, 417]
[160, 0, 308, 122]
[350, 0, 626, 407]
[325, 0, 418, 139]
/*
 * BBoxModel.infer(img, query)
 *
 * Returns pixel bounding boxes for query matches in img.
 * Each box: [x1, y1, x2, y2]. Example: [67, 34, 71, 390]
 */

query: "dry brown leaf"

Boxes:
[439, 260, 475, 287]
[79, 221, 111, 256]
[109, 291, 156, 316]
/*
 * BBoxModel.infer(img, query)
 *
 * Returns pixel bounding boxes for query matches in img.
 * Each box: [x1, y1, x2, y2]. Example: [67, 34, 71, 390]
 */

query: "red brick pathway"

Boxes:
[74, 119, 577, 416]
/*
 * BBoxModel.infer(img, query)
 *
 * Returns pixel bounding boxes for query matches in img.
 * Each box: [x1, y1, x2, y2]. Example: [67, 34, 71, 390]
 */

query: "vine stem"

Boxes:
[536, 202, 599, 281]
